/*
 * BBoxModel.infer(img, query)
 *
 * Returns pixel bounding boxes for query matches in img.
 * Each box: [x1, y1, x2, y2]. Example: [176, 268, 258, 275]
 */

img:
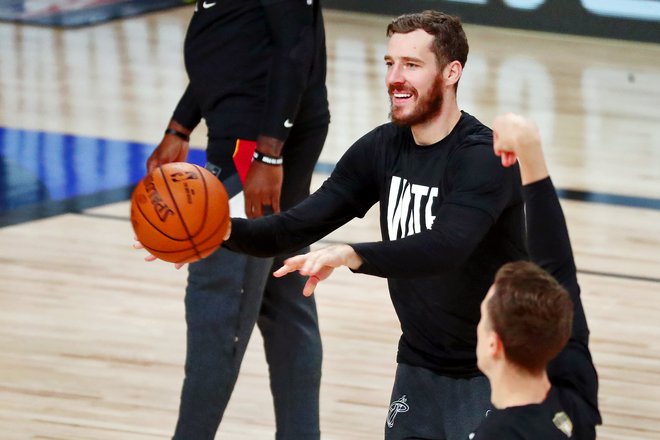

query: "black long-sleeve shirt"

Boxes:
[226, 112, 528, 377]
[172, 0, 329, 144]
[470, 177, 601, 439]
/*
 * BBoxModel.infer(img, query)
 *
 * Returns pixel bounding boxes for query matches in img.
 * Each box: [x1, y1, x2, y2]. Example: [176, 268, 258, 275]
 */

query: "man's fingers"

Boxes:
[175, 142, 189, 163]
[134, 236, 185, 268]
[245, 197, 278, 219]
[503, 152, 517, 167]
[272, 247, 344, 295]
[146, 160, 157, 175]
[251, 204, 263, 219]
[300, 256, 322, 276]
[245, 199, 262, 219]
[273, 257, 303, 277]
[307, 259, 328, 276]
[271, 195, 281, 214]
[303, 275, 319, 297]
[273, 265, 292, 278]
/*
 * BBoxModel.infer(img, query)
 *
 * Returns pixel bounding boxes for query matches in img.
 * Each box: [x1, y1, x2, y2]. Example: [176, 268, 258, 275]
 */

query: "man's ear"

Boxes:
[489, 331, 505, 360]
[444, 60, 462, 86]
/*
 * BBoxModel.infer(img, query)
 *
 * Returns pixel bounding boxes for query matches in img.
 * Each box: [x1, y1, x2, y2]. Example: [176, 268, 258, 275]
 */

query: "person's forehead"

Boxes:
[387, 29, 434, 57]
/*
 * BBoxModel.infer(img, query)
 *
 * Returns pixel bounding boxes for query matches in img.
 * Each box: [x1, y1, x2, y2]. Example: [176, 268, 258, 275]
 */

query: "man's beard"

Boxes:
[389, 76, 444, 126]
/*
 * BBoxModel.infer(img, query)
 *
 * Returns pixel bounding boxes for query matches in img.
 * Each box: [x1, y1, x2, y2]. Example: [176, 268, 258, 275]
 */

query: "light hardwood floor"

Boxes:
[0, 7, 659, 440]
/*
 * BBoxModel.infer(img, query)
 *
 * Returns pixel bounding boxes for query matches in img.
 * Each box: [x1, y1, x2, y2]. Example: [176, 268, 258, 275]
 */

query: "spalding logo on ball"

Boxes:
[131, 162, 230, 264]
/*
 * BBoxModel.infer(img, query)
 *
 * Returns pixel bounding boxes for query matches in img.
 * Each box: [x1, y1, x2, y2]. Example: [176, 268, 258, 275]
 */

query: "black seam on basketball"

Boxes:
[135, 198, 191, 253]
[191, 219, 227, 247]
[192, 164, 229, 247]
[142, 242, 196, 255]
[158, 166, 201, 260]
[175, 251, 204, 265]
[170, 246, 219, 264]
[195, 165, 229, 245]
[191, 164, 210, 237]
[133, 191, 189, 242]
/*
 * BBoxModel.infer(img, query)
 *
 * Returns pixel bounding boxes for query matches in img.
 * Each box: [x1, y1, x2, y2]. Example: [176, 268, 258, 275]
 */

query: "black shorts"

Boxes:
[385, 363, 491, 440]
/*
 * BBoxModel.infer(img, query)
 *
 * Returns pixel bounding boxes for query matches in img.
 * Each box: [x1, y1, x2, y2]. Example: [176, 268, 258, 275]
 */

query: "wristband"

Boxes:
[253, 150, 283, 166]
[164, 128, 190, 142]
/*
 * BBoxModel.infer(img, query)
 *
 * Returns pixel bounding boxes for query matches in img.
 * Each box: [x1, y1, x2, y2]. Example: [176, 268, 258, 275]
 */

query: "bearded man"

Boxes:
[162, 10, 527, 440]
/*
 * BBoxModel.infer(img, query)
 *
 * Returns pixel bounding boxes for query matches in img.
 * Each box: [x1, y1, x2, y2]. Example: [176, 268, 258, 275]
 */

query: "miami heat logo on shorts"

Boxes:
[386, 395, 409, 428]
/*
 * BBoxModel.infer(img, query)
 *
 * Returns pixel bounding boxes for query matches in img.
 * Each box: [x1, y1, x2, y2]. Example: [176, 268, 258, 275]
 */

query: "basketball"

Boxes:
[130, 162, 230, 264]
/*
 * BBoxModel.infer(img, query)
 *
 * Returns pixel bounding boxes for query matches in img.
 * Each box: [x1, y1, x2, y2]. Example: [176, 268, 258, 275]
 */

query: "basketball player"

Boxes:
[468, 113, 601, 439]
[146, 1, 328, 439]
[224, 11, 528, 440]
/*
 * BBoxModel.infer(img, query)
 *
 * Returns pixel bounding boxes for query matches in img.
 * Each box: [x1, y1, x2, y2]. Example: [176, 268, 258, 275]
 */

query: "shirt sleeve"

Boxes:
[171, 83, 202, 131]
[225, 183, 359, 257]
[353, 141, 520, 278]
[525, 177, 600, 426]
[259, 0, 317, 140]
[353, 203, 494, 278]
[224, 134, 380, 256]
[523, 177, 589, 343]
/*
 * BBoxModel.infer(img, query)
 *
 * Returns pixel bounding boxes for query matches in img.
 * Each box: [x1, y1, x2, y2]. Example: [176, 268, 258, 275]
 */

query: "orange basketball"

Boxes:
[130, 162, 230, 264]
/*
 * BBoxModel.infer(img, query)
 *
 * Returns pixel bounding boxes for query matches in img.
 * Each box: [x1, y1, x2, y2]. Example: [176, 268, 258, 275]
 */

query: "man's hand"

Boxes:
[244, 135, 285, 219]
[132, 222, 231, 270]
[492, 113, 548, 185]
[147, 121, 190, 173]
[243, 161, 283, 218]
[273, 244, 363, 296]
[133, 238, 186, 270]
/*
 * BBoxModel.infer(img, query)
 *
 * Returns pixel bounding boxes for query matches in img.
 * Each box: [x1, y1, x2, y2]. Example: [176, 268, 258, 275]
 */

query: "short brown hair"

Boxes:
[488, 261, 573, 373]
[386, 10, 469, 69]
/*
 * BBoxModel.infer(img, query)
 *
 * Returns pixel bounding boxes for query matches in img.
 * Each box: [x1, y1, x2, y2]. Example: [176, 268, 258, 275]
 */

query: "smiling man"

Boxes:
[218, 10, 527, 439]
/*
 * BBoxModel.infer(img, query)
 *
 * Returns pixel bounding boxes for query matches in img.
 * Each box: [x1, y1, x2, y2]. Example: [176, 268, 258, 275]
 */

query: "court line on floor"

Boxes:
[67, 212, 660, 285]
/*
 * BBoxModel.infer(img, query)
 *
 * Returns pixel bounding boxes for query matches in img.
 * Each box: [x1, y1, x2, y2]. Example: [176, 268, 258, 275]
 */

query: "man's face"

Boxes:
[385, 29, 444, 127]
[476, 285, 496, 375]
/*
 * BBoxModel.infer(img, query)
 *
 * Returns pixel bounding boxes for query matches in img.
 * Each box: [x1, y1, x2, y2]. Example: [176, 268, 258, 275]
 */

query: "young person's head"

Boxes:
[477, 261, 574, 377]
[384, 11, 469, 126]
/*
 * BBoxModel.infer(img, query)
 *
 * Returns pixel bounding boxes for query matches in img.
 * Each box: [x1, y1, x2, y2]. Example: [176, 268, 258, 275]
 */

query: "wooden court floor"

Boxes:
[1, 7, 659, 440]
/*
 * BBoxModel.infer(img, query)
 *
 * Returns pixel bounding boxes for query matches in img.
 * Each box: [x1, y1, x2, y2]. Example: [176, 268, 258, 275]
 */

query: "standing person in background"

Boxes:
[146, 1, 329, 439]
[220, 11, 528, 440]
[470, 113, 601, 439]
